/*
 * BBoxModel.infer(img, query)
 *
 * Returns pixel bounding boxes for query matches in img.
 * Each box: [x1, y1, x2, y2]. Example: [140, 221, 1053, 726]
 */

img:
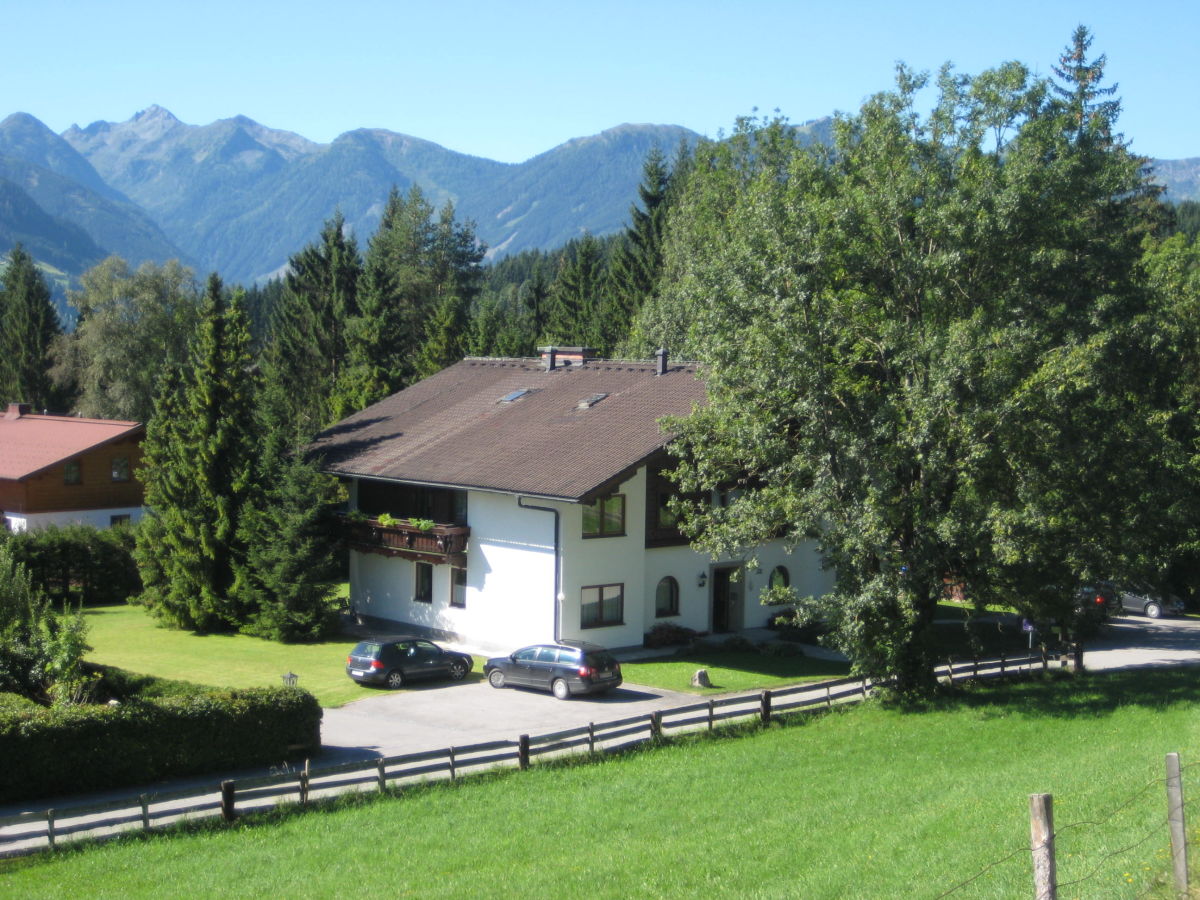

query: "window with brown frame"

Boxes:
[64, 460, 82, 485]
[655, 576, 680, 617]
[111, 456, 131, 482]
[582, 494, 625, 538]
[581, 583, 623, 628]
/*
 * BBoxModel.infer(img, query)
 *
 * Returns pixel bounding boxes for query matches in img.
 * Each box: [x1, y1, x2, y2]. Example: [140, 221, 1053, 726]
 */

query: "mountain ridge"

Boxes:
[1, 107, 1196, 289]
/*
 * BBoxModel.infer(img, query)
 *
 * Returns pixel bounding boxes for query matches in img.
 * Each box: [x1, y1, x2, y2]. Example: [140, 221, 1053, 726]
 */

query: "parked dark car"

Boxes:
[1118, 586, 1185, 619]
[484, 641, 622, 699]
[346, 637, 473, 688]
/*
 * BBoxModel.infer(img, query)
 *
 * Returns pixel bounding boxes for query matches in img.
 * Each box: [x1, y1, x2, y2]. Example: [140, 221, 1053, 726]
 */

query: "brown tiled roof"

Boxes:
[0, 408, 143, 481]
[311, 357, 707, 501]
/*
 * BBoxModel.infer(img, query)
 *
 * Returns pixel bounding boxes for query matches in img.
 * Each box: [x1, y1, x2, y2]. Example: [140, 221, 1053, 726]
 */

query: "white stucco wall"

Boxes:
[348, 488, 559, 655]
[3, 507, 144, 533]
[346, 471, 835, 652]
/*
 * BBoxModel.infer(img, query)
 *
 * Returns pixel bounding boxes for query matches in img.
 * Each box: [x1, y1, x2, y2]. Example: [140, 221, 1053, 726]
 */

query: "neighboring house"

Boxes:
[312, 349, 832, 652]
[0, 403, 145, 532]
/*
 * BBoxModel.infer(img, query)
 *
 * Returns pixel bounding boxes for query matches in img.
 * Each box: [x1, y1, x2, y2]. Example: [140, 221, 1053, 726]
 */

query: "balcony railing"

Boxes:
[339, 515, 469, 565]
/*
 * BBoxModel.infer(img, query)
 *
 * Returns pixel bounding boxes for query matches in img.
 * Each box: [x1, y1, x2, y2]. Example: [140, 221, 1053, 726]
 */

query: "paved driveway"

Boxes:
[1081, 613, 1200, 670]
[323, 614, 1200, 763]
[321, 677, 699, 764]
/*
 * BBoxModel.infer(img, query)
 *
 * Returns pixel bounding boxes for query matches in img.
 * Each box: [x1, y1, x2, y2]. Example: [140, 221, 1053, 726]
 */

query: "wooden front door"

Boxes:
[712, 566, 743, 633]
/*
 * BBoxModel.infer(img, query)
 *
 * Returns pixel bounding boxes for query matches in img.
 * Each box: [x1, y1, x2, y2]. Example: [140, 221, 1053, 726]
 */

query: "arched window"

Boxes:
[769, 566, 790, 590]
[655, 576, 680, 617]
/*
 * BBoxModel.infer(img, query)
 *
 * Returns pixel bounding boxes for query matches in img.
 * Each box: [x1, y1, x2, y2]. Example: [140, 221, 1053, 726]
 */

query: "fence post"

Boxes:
[973, 656, 979, 678]
[449, 747, 457, 781]
[1167, 752, 1189, 897]
[861, 679, 868, 699]
[1000, 653, 1006, 674]
[708, 699, 715, 729]
[518, 734, 530, 770]
[46, 809, 55, 850]
[377, 758, 386, 792]
[588, 722, 596, 754]
[1030, 792, 1057, 900]
[649, 711, 662, 740]
[760, 690, 772, 726]
[140, 794, 149, 831]
[826, 684, 831, 708]
[1041, 647, 1048, 671]
[298, 760, 310, 805]
[220, 780, 236, 822]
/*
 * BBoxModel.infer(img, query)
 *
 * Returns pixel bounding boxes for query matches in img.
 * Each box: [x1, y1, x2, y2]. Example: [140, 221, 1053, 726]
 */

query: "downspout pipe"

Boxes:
[517, 496, 562, 642]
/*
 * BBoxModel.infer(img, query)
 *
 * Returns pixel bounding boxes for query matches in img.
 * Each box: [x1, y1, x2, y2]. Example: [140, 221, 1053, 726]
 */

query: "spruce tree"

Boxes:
[0, 245, 60, 409]
[262, 213, 361, 436]
[136, 275, 259, 632]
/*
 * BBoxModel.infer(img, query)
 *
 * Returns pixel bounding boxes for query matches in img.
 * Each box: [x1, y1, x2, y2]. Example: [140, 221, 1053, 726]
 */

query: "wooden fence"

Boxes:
[0, 652, 1043, 857]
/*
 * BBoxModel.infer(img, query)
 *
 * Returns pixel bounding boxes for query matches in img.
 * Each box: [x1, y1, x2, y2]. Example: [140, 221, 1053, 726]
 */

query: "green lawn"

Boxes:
[3, 668, 1196, 898]
[82, 604, 491, 708]
[621, 648, 850, 692]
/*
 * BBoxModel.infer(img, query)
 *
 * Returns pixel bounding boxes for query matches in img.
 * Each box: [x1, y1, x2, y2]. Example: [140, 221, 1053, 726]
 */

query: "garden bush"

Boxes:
[643, 622, 700, 648]
[5, 524, 140, 606]
[0, 686, 321, 803]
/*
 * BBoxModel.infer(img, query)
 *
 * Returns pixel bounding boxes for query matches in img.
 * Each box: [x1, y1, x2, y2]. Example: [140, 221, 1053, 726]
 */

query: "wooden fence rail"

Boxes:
[0, 651, 1040, 857]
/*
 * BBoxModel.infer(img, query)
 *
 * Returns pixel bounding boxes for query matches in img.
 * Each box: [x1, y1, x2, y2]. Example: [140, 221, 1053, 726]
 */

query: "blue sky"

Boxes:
[7, 0, 1197, 163]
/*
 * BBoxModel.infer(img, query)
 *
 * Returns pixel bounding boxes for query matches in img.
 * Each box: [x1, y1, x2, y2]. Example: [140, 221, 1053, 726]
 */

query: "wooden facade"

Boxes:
[2, 434, 144, 516]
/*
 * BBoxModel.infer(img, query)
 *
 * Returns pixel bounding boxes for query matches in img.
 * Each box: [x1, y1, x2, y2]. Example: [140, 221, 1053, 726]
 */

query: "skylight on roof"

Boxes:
[499, 389, 532, 404]
[577, 393, 609, 409]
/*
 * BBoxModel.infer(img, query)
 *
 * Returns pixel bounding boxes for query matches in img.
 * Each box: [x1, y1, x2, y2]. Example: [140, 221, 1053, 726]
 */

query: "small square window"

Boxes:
[64, 460, 82, 485]
[110, 514, 132, 527]
[582, 494, 625, 538]
[111, 457, 130, 482]
[581, 583, 624, 628]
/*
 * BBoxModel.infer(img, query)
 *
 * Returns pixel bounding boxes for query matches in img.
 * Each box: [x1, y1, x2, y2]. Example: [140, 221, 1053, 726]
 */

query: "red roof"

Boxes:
[0, 405, 143, 481]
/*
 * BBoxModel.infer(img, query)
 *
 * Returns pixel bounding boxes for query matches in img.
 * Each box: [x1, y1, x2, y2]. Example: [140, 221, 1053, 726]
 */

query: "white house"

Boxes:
[312, 349, 832, 653]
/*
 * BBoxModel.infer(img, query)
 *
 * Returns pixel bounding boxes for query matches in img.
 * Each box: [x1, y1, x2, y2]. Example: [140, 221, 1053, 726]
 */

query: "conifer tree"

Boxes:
[544, 234, 607, 348]
[607, 147, 672, 334]
[136, 275, 259, 632]
[0, 245, 60, 409]
[262, 213, 361, 436]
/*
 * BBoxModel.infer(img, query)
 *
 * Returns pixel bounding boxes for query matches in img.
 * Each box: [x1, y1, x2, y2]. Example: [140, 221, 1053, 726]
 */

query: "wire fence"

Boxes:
[935, 757, 1198, 898]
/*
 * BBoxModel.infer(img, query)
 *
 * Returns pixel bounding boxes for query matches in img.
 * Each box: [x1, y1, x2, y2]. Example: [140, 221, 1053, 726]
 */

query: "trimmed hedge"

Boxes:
[4, 524, 141, 606]
[0, 687, 321, 804]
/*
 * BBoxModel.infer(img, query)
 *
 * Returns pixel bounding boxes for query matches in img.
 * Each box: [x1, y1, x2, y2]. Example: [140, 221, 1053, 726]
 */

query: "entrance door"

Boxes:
[711, 566, 743, 633]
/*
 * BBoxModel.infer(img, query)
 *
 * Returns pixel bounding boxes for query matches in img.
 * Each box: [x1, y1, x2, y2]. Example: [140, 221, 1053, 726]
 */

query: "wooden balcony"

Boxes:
[339, 515, 469, 567]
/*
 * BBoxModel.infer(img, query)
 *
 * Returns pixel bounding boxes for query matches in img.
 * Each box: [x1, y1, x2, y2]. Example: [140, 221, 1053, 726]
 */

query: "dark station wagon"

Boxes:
[346, 637, 473, 688]
[484, 640, 622, 699]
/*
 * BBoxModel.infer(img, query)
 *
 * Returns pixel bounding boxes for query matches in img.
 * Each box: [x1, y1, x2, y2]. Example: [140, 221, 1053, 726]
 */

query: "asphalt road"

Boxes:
[1079, 612, 1200, 670]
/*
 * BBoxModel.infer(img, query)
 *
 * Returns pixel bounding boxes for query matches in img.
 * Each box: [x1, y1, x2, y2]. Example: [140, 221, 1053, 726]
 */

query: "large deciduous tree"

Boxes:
[51, 257, 202, 421]
[638, 40, 1167, 691]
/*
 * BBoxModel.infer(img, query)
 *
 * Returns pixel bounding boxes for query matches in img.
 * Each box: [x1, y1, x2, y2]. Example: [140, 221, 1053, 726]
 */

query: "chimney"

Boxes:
[541, 346, 559, 371]
[539, 346, 598, 370]
[655, 347, 668, 376]
[4, 403, 31, 420]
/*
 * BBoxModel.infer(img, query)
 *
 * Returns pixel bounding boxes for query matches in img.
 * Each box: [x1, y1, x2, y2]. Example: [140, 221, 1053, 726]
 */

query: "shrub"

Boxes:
[0, 686, 322, 803]
[644, 622, 700, 649]
[5, 524, 141, 606]
[762, 641, 804, 658]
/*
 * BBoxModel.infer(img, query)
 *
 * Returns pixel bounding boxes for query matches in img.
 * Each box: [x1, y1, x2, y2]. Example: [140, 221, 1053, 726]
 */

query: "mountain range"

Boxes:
[0, 107, 1197, 292]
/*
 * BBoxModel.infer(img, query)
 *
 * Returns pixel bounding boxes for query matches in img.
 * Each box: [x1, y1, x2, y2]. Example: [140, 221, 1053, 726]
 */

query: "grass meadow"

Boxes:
[4, 667, 1198, 898]
[82, 604, 852, 702]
